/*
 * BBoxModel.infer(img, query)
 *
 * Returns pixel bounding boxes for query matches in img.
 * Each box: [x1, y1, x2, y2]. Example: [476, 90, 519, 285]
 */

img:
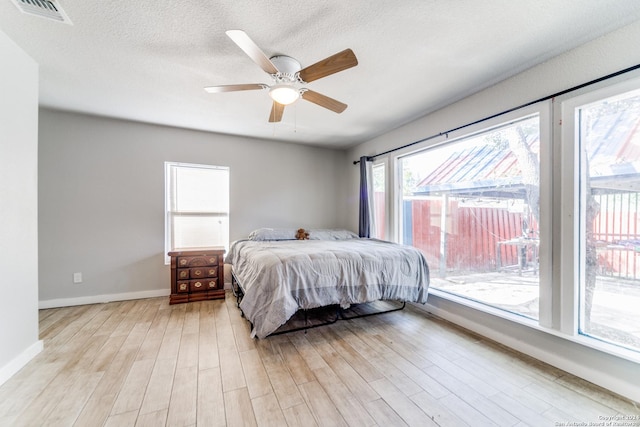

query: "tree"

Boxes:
[504, 124, 540, 228]
[487, 119, 540, 228]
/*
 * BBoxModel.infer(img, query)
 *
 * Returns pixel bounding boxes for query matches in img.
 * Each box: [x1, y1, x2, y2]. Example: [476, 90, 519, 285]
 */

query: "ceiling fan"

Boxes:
[204, 30, 358, 123]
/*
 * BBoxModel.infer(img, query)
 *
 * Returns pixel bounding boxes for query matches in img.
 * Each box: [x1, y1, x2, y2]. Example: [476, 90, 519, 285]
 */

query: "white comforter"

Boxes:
[225, 238, 430, 338]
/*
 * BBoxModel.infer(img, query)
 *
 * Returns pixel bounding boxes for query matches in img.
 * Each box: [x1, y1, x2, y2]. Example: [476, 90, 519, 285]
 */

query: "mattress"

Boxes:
[225, 237, 429, 338]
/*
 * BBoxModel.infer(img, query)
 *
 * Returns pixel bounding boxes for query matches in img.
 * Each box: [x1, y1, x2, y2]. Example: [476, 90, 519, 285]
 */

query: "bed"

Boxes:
[225, 228, 430, 338]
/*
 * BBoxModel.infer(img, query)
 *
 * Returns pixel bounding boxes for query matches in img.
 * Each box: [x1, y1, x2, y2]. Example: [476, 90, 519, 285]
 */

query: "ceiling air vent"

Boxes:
[10, 0, 72, 25]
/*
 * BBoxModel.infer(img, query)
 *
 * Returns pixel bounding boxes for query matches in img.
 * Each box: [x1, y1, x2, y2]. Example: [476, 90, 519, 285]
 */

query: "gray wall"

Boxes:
[0, 29, 40, 384]
[346, 21, 640, 402]
[38, 110, 348, 304]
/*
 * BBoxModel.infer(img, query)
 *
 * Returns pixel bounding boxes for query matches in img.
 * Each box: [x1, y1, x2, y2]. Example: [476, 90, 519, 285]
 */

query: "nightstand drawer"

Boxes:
[177, 281, 190, 293]
[177, 267, 218, 279]
[189, 267, 218, 278]
[189, 278, 218, 292]
[177, 255, 219, 268]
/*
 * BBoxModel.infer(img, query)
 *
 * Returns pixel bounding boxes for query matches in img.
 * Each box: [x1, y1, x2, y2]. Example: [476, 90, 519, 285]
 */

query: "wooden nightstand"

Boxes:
[168, 247, 225, 304]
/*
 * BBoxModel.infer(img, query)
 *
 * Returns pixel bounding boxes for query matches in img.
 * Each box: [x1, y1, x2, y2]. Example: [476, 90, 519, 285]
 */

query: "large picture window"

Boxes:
[399, 115, 542, 319]
[165, 162, 229, 263]
[575, 86, 640, 352]
[375, 72, 640, 372]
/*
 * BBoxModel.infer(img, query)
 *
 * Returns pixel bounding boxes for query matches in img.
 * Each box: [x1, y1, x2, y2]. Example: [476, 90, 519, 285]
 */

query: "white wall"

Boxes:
[0, 29, 42, 386]
[38, 109, 348, 306]
[345, 21, 640, 401]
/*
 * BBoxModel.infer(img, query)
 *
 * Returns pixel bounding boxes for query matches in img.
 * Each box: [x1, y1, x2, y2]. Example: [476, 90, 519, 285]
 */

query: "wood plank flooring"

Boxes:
[0, 293, 638, 426]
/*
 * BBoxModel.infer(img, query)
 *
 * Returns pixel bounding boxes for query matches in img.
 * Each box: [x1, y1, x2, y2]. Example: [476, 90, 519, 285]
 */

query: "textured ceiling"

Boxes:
[1, 1, 640, 148]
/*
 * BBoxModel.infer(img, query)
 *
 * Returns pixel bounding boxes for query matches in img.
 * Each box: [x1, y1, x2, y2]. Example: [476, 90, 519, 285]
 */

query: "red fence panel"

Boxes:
[409, 199, 529, 274]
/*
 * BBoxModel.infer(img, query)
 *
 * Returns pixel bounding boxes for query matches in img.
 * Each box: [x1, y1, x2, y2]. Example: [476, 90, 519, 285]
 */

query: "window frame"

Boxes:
[164, 161, 230, 264]
[380, 74, 640, 362]
[387, 102, 553, 325]
[558, 74, 640, 359]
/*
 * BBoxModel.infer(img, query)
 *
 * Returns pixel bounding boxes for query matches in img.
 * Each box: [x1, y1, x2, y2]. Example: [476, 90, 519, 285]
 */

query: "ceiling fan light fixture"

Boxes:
[269, 84, 300, 105]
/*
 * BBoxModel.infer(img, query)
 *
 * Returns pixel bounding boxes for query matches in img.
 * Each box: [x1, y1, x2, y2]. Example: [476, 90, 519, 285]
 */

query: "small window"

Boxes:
[164, 162, 229, 263]
[372, 162, 386, 239]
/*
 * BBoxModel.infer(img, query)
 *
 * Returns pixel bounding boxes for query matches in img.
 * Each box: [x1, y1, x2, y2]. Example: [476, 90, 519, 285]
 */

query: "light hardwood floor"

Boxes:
[0, 293, 638, 426]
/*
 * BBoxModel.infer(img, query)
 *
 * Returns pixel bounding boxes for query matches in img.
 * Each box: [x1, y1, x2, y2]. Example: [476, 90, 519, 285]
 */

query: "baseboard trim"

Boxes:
[39, 289, 170, 309]
[0, 340, 43, 387]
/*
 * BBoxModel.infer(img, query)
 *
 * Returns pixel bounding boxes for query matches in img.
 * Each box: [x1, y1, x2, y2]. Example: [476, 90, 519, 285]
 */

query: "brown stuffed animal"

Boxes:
[295, 228, 310, 240]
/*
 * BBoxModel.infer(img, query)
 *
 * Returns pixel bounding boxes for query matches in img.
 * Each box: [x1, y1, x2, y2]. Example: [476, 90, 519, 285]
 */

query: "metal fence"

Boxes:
[592, 193, 640, 280]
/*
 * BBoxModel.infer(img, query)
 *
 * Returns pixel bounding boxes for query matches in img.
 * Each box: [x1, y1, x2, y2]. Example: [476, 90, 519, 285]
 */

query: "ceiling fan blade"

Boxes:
[204, 84, 266, 93]
[301, 90, 347, 113]
[298, 49, 358, 83]
[269, 101, 285, 122]
[226, 30, 279, 75]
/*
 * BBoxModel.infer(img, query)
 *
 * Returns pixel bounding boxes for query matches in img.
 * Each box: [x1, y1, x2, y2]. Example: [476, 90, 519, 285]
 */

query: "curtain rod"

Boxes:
[353, 62, 640, 165]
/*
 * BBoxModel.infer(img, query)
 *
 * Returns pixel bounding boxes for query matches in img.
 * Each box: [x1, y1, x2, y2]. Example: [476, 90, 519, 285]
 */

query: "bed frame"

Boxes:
[231, 272, 406, 336]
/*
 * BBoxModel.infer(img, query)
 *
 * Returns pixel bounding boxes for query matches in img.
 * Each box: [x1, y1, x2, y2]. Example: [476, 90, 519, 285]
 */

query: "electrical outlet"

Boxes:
[73, 272, 82, 284]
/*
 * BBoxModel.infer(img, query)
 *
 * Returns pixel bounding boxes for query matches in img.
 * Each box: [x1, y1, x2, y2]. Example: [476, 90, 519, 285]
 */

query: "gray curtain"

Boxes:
[359, 156, 371, 238]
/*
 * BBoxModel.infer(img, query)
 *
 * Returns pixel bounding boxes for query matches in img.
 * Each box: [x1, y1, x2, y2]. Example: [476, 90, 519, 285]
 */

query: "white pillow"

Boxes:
[248, 228, 296, 241]
[307, 229, 359, 240]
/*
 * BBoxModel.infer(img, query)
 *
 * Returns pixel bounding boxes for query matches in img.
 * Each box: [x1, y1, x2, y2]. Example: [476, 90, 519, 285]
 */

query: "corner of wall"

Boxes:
[0, 28, 41, 386]
[0, 341, 43, 387]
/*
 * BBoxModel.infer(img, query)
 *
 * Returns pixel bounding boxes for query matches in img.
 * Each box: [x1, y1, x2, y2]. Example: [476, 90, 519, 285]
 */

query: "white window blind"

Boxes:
[165, 162, 229, 262]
